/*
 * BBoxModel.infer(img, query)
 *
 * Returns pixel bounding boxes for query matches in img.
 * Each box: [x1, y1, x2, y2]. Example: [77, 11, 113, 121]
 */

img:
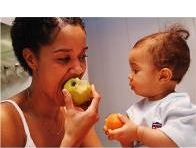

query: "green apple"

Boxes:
[64, 78, 92, 106]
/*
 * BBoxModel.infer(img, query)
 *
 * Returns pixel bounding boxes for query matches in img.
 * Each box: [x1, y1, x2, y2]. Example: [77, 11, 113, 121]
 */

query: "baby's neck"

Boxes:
[148, 89, 175, 101]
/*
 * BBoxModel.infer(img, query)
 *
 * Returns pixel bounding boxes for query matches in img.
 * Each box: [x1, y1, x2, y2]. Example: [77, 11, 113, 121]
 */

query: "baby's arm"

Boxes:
[106, 114, 177, 147]
[136, 125, 177, 147]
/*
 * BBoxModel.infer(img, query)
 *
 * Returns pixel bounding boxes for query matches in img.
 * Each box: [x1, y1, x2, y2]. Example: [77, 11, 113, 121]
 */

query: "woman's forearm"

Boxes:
[81, 127, 102, 147]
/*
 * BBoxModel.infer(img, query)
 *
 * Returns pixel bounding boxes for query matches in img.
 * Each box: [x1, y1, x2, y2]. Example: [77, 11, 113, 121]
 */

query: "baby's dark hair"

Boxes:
[133, 24, 190, 83]
[10, 17, 85, 75]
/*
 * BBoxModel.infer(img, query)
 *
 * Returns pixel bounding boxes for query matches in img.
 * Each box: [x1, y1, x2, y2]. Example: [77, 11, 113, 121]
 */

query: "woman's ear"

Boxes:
[159, 68, 173, 81]
[23, 48, 38, 71]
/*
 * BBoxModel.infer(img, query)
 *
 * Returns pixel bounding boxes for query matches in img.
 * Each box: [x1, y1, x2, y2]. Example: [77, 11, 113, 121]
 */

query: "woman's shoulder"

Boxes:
[0, 98, 26, 146]
[1, 97, 20, 120]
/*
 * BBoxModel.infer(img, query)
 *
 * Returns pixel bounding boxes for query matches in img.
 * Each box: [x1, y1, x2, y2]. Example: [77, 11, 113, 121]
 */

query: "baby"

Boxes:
[104, 25, 196, 147]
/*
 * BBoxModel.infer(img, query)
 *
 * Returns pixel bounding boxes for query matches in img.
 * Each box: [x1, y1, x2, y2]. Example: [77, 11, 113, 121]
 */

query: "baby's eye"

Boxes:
[131, 68, 139, 74]
[79, 54, 88, 62]
[134, 69, 139, 73]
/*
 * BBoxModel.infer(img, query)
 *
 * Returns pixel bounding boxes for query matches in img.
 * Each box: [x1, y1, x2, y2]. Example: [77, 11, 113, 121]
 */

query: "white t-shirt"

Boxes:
[126, 92, 196, 147]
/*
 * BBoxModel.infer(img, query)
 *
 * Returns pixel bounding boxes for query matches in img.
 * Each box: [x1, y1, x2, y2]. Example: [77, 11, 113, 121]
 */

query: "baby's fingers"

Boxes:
[103, 125, 109, 135]
[107, 128, 123, 140]
[119, 114, 129, 124]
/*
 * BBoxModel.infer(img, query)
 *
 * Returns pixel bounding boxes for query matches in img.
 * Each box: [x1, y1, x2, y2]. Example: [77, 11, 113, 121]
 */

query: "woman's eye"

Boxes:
[58, 57, 70, 63]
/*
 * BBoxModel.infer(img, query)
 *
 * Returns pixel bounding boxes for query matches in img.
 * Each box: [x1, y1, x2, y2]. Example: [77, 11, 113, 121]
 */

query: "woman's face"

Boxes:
[128, 47, 161, 98]
[33, 24, 87, 106]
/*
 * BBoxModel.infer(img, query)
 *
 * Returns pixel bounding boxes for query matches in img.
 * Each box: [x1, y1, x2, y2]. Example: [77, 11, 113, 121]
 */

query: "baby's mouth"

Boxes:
[130, 84, 134, 90]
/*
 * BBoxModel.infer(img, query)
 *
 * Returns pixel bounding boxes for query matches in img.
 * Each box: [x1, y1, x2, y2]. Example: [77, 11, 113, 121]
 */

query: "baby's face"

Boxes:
[128, 47, 162, 99]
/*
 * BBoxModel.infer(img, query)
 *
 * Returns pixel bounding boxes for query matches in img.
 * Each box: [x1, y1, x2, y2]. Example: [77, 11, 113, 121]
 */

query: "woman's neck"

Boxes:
[23, 87, 61, 119]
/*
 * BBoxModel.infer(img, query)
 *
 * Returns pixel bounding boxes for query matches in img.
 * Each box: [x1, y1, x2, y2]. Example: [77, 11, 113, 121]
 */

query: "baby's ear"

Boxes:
[159, 68, 173, 81]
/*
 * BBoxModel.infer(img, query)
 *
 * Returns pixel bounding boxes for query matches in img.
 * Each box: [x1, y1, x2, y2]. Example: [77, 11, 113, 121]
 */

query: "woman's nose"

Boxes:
[69, 61, 84, 75]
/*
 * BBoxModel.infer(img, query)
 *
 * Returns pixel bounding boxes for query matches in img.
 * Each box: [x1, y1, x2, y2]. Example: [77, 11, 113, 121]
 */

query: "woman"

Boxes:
[0, 17, 102, 147]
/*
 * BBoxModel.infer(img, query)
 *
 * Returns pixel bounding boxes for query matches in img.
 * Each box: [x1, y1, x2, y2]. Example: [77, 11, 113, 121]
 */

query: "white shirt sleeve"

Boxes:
[159, 93, 196, 147]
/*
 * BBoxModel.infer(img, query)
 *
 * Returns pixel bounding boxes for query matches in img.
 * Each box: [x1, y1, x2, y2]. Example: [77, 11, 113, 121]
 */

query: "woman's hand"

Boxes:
[60, 84, 101, 147]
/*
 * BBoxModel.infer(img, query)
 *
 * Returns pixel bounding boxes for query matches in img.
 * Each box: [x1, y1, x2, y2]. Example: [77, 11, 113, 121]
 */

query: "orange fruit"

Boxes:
[105, 113, 124, 130]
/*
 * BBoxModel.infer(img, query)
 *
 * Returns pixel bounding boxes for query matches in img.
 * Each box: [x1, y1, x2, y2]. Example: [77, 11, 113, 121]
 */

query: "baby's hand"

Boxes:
[104, 114, 138, 146]
[103, 113, 124, 139]
[104, 113, 124, 130]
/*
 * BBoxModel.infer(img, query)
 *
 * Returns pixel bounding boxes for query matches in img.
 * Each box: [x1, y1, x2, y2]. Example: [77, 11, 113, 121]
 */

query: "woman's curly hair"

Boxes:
[11, 17, 85, 75]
